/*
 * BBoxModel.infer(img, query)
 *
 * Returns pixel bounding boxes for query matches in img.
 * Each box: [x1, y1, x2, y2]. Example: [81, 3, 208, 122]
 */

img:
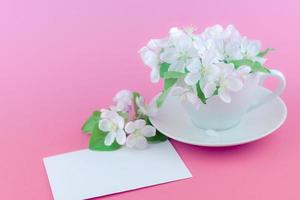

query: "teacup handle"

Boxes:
[247, 69, 286, 112]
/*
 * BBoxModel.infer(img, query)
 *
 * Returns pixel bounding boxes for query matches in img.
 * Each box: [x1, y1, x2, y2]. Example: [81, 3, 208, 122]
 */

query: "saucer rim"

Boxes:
[149, 88, 287, 147]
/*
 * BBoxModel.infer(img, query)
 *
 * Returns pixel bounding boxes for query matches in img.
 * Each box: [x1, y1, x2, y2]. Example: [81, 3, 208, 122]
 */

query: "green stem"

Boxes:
[132, 92, 140, 120]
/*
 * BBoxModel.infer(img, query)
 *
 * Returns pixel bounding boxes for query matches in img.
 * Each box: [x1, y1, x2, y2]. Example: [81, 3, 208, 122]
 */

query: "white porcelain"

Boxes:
[185, 69, 286, 130]
[149, 87, 287, 147]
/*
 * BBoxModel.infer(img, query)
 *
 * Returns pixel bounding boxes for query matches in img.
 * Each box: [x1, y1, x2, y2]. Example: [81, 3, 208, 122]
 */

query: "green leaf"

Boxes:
[257, 48, 274, 57]
[132, 92, 140, 98]
[228, 59, 270, 73]
[213, 86, 219, 96]
[82, 111, 101, 134]
[164, 78, 177, 90]
[251, 61, 271, 73]
[229, 59, 253, 69]
[196, 81, 207, 104]
[156, 77, 177, 107]
[89, 126, 121, 151]
[156, 88, 171, 107]
[147, 131, 168, 143]
[159, 63, 170, 77]
[163, 71, 186, 79]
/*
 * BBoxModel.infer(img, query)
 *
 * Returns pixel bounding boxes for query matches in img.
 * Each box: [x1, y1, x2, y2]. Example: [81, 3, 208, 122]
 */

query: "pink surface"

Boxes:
[0, 0, 299, 199]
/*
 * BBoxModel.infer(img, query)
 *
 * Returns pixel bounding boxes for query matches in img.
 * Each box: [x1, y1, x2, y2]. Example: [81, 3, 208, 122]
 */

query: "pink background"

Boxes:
[1, 0, 299, 199]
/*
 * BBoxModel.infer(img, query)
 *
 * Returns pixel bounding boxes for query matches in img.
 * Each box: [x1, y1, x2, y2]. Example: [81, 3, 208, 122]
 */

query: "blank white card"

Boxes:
[43, 141, 192, 200]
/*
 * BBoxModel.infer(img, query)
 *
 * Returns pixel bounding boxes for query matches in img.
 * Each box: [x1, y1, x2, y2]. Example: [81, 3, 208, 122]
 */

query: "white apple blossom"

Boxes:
[201, 25, 242, 61]
[183, 26, 198, 40]
[240, 37, 260, 58]
[238, 37, 265, 63]
[202, 24, 240, 41]
[112, 90, 133, 112]
[139, 39, 169, 83]
[99, 109, 127, 146]
[170, 86, 201, 109]
[215, 63, 244, 103]
[160, 27, 198, 72]
[125, 119, 156, 149]
[193, 37, 216, 57]
[139, 47, 160, 83]
[184, 49, 220, 89]
[135, 96, 157, 117]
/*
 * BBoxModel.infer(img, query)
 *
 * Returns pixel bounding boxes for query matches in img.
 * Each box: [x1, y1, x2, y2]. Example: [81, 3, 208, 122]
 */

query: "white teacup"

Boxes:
[183, 69, 286, 130]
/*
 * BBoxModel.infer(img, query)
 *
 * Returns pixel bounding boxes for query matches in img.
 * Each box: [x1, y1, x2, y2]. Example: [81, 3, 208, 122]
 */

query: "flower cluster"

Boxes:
[139, 24, 272, 107]
[82, 90, 167, 151]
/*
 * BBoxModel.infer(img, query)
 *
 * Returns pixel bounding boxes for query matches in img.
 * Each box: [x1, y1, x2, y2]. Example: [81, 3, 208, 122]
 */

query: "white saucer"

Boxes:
[149, 87, 287, 147]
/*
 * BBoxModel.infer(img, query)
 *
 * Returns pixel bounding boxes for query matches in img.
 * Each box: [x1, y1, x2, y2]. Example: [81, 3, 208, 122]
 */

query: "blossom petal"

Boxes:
[126, 134, 148, 149]
[139, 47, 159, 69]
[247, 40, 261, 56]
[203, 82, 217, 98]
[202, 49, 217, 66]
[150, 69, 160, 83]
[125, 121, 135, 133]
[115, 101, 129, 112]
[100, 109, 117, 119]
[104, 132, 116, 146]
[219, 89, 231, 103]
[223, 63, 235, 74]
[206, 64, 220, 82]
[114, 115, 125, 129]
[208, 64, 221, 76]
[226, 41, 240, 58]
[125, 134, 136, 148]
[193, 37, 205, 52]
[240, 36, 248, 53]
[98, 119, 112, 132]
[169, 60, 184, 72]
[174, 35, 192, 51]
[116, 130, 126, 145]
[227, 77, 243, 92]
[238, 65, 251, 75]
[186, 58, 201, 72]
[147, 39, 162, 51]
[184, 72, 200, 85]
[113, 90, 132, 103]
[134, 119, 146, 129]
[160, 48, 177, 63]
[169, 27, 184, 39]
[141, 125, 156, 137]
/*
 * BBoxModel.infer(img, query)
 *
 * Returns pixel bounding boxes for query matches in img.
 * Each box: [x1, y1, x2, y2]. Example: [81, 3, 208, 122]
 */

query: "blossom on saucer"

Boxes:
[170, 86, 201, 109]
[135, 96, 157, 117]
[99, 109, 126, 146]
[125, 119, 156, 149]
